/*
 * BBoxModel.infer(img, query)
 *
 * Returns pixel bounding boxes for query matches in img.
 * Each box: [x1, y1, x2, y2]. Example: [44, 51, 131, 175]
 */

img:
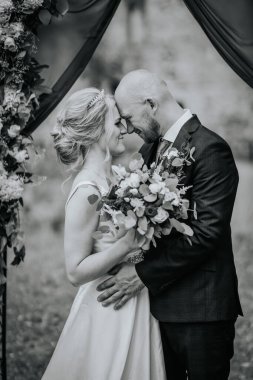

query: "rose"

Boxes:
[8, 125, 21, 138]
[4, 36, 17, 52]
[151, 207, 169, 224]
[145, 206, 158, 218]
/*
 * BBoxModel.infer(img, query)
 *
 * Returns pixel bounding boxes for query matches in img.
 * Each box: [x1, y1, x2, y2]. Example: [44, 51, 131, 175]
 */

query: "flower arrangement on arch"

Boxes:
[0, 0, 69, 272]
[89, 146, 197, 253]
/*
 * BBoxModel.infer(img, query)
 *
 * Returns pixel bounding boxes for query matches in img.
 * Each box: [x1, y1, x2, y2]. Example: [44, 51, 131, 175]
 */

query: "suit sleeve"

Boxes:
[136, 139, 239, 296]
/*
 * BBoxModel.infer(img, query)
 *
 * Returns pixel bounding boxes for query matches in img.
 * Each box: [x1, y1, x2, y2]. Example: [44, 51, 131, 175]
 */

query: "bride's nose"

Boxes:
[119, 121, 127, 135]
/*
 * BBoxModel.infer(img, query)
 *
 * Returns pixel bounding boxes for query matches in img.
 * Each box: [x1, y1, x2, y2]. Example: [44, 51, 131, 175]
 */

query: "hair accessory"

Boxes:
[87, 89, 105, 110]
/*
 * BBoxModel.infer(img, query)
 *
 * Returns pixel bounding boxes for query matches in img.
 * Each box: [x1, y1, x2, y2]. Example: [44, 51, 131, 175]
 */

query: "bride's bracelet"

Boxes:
[126, 250, 145, 264]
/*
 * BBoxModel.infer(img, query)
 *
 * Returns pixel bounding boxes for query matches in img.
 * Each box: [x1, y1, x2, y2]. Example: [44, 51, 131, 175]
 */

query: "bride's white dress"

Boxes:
[42, 181, 166, 380]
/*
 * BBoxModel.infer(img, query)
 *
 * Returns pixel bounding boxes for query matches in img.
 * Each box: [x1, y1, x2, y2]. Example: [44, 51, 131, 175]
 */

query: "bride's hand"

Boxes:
[120, 229, 140, 253]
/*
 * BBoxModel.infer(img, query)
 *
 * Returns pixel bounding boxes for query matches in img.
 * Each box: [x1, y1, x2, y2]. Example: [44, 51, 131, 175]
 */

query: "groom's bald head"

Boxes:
[115, 69, 179, 143]
[115, 69, 171, 105]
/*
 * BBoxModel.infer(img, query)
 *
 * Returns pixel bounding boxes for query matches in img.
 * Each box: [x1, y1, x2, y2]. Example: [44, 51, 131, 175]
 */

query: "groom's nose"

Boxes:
[125, 121, 135, 134]
[127, 124, 135, 134]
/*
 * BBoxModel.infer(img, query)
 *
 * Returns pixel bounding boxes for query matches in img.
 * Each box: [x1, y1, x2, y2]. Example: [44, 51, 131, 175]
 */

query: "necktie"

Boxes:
[156, 139, 172, 163]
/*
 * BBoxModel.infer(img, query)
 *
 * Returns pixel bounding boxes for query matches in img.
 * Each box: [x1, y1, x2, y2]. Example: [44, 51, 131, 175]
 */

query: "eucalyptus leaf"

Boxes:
[92, 231, 103, 240]
[144, 193, 157, 202]
[170, 218, 185, 233]
[88, 194, 99, 205]
[181, 223, 194, 236]
[172, 158, 184, 167]
[56, 0, 69, 15]
[162, 201, 173, 210]
[96, 200, 103, 211]
[38, 9, 52, 25]
[99, 225, 110, 233]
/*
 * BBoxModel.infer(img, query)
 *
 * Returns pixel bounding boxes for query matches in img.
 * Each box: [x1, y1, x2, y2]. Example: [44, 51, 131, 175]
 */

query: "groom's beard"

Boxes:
[143, 116, 160, 143]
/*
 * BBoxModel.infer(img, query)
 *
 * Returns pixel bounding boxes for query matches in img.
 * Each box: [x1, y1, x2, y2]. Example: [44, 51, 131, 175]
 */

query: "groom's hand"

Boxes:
[96, 263, 145, 310]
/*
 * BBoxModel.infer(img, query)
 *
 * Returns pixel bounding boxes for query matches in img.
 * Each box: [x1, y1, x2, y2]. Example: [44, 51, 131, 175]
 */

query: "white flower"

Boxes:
[129, 188, 138, 195]
[164, 148, 179, 160]
[172, 195, 180, 206]
[129, 155, 144, 171]
[3, 86, 18, 109]
[0, 173, 24, 202]
[9, 147, 28, 163]
[4, 36, 17, 52]
[130, 198, 145, 217]
[149, 183, 162, 194]
[151, 207, 169, 224]
[152, 171, 162, 183]
[164, 190, 177, 202]
[9, 22, 24, 38]
[21, 0, 44, 10]
[121, 173, 141, 189]
[112, 165, 128, 180]
[115, 187, 124, 197]
[8, 125, 21, 138]
[0, 0, 13, 12]
[18, 104, 31, 122]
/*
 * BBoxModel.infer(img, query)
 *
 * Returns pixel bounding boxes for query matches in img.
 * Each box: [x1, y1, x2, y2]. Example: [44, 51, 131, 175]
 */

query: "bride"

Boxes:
[42, 88, 166, 380]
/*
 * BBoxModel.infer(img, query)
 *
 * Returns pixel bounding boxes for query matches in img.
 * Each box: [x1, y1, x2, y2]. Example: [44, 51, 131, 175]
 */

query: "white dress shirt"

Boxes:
[156, 109, 193, 163]
[163, 109, 193, 143]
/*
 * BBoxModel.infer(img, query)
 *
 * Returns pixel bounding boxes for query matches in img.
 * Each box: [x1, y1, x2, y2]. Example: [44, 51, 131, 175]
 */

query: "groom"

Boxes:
[97, 69, 243, 379]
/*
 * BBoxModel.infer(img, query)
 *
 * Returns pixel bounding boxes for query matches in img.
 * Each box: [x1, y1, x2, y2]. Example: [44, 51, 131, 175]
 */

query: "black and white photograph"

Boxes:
[0, 1, 253, 379]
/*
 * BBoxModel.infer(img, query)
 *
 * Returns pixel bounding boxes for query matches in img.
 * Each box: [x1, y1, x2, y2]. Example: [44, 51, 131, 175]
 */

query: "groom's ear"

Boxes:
[145, 98, 158, 113]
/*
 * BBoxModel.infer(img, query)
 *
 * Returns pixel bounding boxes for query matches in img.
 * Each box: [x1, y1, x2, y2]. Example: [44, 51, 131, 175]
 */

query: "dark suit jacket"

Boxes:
[136, 115, 243, 322]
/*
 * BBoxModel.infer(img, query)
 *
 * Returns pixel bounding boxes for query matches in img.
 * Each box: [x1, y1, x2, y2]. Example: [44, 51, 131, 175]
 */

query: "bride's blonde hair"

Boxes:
[52, 88, 114, 171]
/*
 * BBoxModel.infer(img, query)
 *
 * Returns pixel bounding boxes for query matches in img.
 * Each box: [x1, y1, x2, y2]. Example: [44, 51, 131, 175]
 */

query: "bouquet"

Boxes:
[88, 146, 196, 253]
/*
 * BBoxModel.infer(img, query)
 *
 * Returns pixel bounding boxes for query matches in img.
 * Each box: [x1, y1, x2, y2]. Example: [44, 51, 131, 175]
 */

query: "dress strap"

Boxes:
[65, 181, 102, 208]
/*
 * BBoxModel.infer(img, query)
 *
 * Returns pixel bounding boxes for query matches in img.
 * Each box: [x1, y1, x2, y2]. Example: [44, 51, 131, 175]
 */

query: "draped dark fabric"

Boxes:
[183, 0, 253, 88]
[25, 0, 253, 135]
[25, 0, 121, 135]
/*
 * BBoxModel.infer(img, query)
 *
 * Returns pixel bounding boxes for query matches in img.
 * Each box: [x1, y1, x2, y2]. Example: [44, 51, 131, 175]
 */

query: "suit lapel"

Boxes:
[172, 115, 200, 152]
[172, 115, 201, 185]
[140, 115, 201, 168]
[140, 139, 159, 167]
